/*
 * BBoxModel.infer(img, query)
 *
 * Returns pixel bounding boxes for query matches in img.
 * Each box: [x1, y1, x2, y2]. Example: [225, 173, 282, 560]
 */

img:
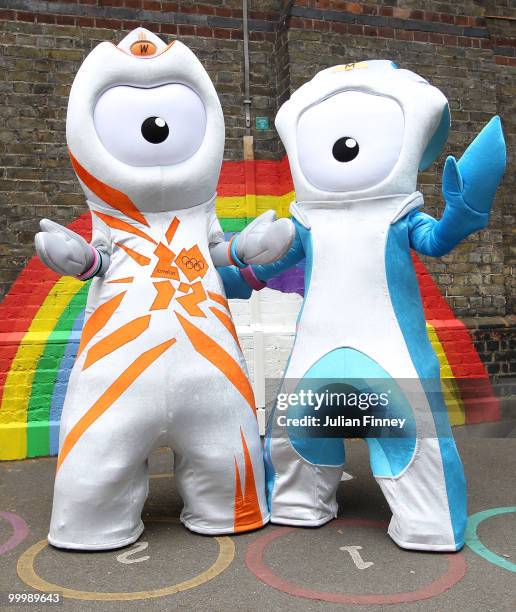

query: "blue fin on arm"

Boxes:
[450, 115, 506, 213]
[408, 204, 489, 258]
[410, 116, 506, 257]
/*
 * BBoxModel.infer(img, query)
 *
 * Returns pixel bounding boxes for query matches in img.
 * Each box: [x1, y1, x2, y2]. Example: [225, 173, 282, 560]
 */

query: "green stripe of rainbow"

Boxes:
[0, 277, 84, 458]
[26, 283, 90, 457]
[0, 159, 499, 460]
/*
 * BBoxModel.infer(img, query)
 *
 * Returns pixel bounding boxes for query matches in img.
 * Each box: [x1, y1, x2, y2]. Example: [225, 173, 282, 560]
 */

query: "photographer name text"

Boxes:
[276, 414, 406, 429]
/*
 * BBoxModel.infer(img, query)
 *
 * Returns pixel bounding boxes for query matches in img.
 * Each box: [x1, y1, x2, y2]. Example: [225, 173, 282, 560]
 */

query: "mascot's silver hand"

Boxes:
[234, 210, 295, 265]
[35, 218, 98, 278]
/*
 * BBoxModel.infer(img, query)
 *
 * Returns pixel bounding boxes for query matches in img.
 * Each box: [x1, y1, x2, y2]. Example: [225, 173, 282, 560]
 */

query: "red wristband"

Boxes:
[240, 266, 266, 291]
[77, 246, 100, 281]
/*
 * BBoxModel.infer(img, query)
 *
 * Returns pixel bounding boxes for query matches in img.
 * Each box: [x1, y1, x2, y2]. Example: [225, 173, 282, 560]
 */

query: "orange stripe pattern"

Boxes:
[152, 242, 180, 280]
[83, 315, 151, 369]
[77, 292, 126, 358]
[68, 150, 149, 227]
[94, 211, 157, 244]
[107, 277, 134, 284]
[176, 312, 255, 413]
[208, 291, 230, 311]
[177, 281, 207, 317]
[210, 306, 239, 345]
[57, 338, 176, 471]
[166, 217, 180, 244]
[115, 242, 151, 266]
[234, 429, 263, 533]
[150, 281, 175, 311]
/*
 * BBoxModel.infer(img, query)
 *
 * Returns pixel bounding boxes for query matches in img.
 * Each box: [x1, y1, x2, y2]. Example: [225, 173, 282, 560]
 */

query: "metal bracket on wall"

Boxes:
[243, 0, 252, 130]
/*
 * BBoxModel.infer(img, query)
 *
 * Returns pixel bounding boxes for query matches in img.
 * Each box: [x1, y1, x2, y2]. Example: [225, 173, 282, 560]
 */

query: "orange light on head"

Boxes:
[130, 39, 157, 57]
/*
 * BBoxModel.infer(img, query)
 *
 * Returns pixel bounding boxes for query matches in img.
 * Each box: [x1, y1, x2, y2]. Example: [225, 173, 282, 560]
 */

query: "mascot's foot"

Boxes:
[269, 513, 336, 528]
[388, 523, 464, 552]
[181, 515, 270, 535]
[47, 520, 145, 551]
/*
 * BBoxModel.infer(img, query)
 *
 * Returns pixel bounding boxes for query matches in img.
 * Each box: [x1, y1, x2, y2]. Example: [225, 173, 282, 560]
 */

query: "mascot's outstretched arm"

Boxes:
[35, 218, 111, 280]
[213, 209, 296, 299]
[35, 203, 294, 293]
[210, 209, 295, 268]
[409, 116, 506, 256]
[216, 218, 303, 298]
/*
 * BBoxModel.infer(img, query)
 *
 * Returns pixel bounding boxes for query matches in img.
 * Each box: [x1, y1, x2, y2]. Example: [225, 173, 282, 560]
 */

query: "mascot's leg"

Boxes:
[265, 370, 346, 525]
[48, 357, 166, 551]
[266, 350, 351, 525]
[172, 391, 269, 535]
[366, 388, 467, 552]
[265, 430, 344, 526]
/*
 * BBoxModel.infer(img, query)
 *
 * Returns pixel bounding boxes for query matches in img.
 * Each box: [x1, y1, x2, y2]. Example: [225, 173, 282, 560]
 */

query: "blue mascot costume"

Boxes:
[231, 60, 506, 551]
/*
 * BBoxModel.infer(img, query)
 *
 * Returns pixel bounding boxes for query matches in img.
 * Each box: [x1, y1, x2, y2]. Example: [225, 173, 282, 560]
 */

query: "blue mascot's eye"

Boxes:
[141, 116, 169, 144]
[332, 137, 359, 162]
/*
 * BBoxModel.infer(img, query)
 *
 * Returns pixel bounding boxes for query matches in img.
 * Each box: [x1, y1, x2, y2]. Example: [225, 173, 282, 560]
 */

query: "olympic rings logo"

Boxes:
[181, 255, 205, 272]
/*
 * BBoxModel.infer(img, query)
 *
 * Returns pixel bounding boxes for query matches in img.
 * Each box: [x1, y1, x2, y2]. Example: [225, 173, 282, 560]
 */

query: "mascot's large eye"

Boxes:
[94, 84, 206, 167]
[141, 116, 169, 144]
[332, 137, 359, 162]
[296, 91, 404, 192]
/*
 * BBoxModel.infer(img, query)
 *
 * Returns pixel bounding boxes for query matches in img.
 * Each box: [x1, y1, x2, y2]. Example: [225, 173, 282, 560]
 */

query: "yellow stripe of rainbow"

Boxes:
[216, 193, 294, 219]
[426, 322, 466, 426]
[0, 277, 84, 459]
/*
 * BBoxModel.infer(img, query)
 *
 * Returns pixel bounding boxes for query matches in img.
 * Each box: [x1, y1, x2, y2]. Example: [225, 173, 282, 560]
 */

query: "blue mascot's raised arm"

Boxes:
[409, 116, 506, 257]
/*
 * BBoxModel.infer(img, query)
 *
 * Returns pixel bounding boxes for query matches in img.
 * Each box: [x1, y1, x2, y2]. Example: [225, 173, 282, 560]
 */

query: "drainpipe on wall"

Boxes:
[242, 0, 265, 429]
[242, 0, 256, 223]
[243, 0, 252, 133]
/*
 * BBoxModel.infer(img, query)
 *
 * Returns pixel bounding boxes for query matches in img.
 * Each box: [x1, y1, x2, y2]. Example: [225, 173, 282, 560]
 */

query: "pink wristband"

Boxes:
[240, 265, 266, 291]
[77, 246, 100, 281]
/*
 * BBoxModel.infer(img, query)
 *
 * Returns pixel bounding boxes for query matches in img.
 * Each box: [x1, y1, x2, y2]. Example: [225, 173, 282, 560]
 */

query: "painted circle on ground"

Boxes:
[246, 519, 467, 604]
[465, 507, 516, 573]
[17, 518, 235, 601]
[0, 511, 29, 556]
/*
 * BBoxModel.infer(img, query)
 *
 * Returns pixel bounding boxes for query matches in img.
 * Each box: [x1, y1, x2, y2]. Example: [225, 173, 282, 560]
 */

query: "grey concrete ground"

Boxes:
[0, 436, 515, 612]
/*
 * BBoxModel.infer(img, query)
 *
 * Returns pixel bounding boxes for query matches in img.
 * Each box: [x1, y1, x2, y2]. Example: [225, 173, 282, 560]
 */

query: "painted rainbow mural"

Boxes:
[0, 158, 499, 460]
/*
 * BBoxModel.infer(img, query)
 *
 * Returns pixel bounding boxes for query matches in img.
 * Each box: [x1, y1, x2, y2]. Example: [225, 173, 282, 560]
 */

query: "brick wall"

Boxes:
[0, 0, 514, 376]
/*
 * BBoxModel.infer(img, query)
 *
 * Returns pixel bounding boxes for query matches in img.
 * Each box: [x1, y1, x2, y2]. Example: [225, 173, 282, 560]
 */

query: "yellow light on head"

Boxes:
[332, 62, 369, 73]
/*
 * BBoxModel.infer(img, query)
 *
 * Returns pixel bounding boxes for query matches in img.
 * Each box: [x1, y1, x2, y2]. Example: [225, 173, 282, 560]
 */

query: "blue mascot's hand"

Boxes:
[442, 115, 506, 215]
[410, 116, 506, 257]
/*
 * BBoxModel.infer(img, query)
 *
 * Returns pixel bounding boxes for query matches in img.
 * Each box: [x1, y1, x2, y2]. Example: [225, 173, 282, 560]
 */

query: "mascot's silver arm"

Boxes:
[35, 206, 294, 281]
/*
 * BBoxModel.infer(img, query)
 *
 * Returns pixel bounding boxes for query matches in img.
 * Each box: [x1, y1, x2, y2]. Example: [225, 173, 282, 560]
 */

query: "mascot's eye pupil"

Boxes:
[332, 137, 359, 162]
[141, 116, 169, 144]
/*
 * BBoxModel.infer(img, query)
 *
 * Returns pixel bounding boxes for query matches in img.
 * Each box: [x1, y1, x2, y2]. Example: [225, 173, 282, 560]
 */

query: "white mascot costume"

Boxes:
[246, 60, 506, 551]
[34, 29, 294, 550]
